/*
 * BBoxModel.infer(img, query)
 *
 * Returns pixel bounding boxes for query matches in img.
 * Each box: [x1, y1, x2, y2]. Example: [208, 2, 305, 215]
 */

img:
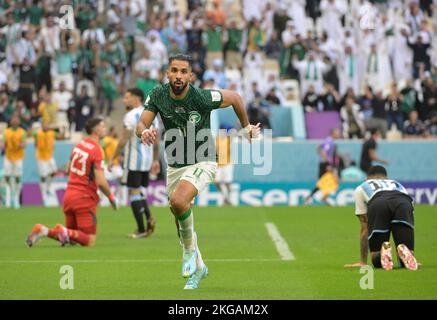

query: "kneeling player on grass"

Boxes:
[345, 165, 418, 270]
[136, 53, 260, 289]
[26, 118, 118, 247]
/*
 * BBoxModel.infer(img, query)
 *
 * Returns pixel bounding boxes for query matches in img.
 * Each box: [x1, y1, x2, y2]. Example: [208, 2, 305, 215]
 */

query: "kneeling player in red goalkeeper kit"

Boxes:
[26, 118, 118, 247]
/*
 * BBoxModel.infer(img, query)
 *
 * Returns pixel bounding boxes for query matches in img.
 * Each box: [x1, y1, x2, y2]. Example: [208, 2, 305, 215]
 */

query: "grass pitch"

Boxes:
[0, 205, 436, 300]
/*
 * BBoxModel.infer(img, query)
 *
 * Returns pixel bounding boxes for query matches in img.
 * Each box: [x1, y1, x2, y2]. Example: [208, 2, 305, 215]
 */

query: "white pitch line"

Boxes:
[265, 222, 295, 261]
[0, 258, 281, 264]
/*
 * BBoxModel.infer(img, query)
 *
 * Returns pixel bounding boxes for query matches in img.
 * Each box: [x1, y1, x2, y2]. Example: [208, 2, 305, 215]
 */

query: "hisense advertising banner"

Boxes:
[2, 181, 436, 207]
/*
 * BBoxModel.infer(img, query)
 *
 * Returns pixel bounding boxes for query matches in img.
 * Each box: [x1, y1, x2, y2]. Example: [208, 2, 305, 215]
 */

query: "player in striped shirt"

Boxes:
[345, 166, 418, 270]
[109, 88, 160, 239]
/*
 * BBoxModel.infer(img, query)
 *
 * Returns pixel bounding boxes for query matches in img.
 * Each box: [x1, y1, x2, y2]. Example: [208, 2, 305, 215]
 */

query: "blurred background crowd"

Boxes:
[0, 0, 436, 140]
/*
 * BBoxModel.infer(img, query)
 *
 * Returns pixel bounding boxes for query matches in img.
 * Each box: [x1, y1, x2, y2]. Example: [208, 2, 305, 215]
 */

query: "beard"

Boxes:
[170, 80, 188, 95]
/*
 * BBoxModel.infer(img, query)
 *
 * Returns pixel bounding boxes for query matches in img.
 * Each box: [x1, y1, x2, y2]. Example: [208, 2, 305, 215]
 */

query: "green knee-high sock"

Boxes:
[175, 208, 194, 251]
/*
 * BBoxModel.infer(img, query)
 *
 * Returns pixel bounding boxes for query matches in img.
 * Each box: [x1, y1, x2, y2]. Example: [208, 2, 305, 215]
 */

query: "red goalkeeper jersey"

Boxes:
[66, 137, 104, 203]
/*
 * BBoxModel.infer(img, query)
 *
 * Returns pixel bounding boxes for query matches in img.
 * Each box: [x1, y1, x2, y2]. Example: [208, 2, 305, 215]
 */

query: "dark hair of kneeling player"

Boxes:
[367, 165, 387, 179]
[85, 117, 104, 135]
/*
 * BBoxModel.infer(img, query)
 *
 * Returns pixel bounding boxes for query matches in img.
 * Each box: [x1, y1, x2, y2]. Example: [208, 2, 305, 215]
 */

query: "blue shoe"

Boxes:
[182, 249, 198, 278]
[184, 265, 208, 290]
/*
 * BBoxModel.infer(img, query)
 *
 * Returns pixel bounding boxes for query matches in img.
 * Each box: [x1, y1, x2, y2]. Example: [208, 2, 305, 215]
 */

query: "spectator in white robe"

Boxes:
[143, 30, 168, 70]
[338, 45, 360, 96]
[82, 19, 106, 47]
[243, 50, 264, 98]
[320, 0, 347, 43]
[293, 51, 329, 96]
[286, 0, 307, 38]
[393, 24, 414, 84]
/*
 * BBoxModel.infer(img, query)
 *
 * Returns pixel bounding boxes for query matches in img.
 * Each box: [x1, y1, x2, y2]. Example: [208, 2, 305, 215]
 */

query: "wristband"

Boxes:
[244, 125, 252, 133]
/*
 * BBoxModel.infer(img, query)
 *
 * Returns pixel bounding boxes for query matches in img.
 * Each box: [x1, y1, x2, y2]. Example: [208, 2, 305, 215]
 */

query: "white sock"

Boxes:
[40, 182, 46, 195]
[194, 232, 205, 269]
[221, 185, 229, 204]
[46, 176, 53, 192]
[177, 208, 194, 251]
[9, 181, 16, 206]
[15, 182, 22, 205]
[6, 182, 13, 207]
[41, 225, 49, 236]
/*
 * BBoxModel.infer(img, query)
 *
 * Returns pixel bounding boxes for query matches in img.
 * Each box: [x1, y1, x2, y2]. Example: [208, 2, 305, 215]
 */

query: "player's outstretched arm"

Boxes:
[344, 214, 369, 268]
[136, 110, 158, 146]
[94, 168, 118, 210]
[219, 89, 260, 141]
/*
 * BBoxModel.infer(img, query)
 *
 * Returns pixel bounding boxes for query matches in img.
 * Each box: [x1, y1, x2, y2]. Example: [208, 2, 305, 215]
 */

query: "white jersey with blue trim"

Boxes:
[354, 179, 411, 216]
[123, 106, 159, 172]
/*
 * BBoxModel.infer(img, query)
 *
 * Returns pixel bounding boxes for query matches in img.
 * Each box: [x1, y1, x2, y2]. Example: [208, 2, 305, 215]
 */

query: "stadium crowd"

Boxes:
[0, 0, 436, 140]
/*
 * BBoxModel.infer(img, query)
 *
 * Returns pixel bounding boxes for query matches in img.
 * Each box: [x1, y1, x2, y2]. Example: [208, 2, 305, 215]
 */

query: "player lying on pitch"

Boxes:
[26, 118, 119, 247]
[345, 165, 418, 270]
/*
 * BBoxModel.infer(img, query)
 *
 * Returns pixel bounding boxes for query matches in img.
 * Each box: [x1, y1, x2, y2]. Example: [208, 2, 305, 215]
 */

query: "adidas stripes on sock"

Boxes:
[176, 208, 194, 251]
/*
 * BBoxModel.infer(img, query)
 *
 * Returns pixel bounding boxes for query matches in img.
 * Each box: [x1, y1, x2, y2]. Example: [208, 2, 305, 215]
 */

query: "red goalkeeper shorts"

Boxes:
[63, 190, 98, 235]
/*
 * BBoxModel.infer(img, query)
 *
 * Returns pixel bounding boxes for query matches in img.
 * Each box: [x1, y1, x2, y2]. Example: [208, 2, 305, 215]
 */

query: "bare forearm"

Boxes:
[153, 138, 160, 162]
[98, 179, 112, 199]
[360, 231, 369, 264]
[136, 121, 146, 138]
[231, 96, 250, 128]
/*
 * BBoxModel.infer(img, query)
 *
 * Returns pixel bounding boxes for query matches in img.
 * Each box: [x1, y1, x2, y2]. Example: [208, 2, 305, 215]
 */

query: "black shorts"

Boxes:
[121, 170, 150, 188]
[367, 191, 414, 250]
[318, 161, 329, 178]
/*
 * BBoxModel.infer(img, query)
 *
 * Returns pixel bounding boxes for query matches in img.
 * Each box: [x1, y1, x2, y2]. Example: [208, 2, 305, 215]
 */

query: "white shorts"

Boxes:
[37, 159, 57, 178]
[104, 164, 124, 181]
[215, 164, 234, 183]
[166, 161, 217, 198]
[3, 159, 23, 177]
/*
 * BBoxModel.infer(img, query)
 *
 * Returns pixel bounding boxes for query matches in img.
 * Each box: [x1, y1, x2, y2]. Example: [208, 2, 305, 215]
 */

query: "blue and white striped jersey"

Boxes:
[354, 179, 411, 215]
[123, 106, 159, 172]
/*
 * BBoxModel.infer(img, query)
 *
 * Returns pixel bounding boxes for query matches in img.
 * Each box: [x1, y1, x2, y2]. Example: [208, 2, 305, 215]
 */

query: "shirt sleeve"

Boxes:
[143, 94, 158, 114]
[152, 117, 160, 129]
[354, 187, 367, 216]
[199, 89, 223, 111]
[93, 146, 104, 171]
[123, 113, 135, 131]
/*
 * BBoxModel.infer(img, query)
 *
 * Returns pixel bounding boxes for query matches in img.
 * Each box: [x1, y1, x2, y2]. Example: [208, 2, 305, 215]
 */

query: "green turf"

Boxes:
[0, 205, 436, 300]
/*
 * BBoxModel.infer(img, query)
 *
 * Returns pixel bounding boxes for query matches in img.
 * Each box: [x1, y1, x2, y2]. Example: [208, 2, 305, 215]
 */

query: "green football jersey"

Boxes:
[144, 83, 223, 168]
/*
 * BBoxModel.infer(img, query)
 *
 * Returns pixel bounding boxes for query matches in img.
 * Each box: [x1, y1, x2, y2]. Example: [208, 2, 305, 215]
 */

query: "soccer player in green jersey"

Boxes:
[136, 53, 260, 289]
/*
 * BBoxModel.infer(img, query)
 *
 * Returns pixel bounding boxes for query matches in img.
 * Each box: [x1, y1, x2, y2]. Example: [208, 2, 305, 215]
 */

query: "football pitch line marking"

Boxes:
[0, 258, 281, 264]
[265, 222, 295, 261]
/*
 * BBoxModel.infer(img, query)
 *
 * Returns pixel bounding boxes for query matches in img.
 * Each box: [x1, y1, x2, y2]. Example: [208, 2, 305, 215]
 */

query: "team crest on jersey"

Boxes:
[188, 111, 201, 125]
